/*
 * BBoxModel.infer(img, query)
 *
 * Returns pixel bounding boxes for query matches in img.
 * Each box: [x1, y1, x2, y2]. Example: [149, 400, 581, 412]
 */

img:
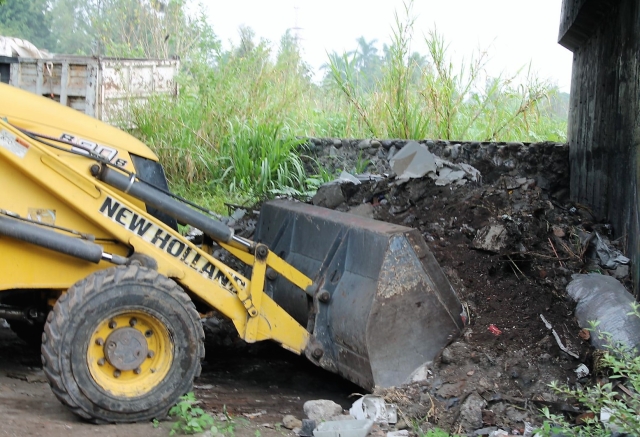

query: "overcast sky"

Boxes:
[205, 1, 574, 92]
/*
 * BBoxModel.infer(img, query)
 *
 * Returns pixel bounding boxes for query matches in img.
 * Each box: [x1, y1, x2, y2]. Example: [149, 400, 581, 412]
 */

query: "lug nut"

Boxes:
[108, 320, 117, 329]
[129, 317, 137, 327]
[97, 358, 106, 366]
[145, 330, 153, 337]
[133, 367, 142, 375]
[312, 347, 324, 359]
[95, 338, 104, 346]
[266, 268, 278, 281]
[113, 370, 121, 378]
[318, 290, 331, 303]
[147, 351, 155, 359]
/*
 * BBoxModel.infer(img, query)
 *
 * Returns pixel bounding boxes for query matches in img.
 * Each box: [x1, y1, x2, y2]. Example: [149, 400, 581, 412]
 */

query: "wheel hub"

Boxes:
[104, 327, 148, 371]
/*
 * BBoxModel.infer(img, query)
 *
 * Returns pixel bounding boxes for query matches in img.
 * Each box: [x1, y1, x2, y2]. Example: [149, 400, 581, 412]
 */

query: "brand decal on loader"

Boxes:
[99, 196, 246, 292]
[61, 133, 127, 168]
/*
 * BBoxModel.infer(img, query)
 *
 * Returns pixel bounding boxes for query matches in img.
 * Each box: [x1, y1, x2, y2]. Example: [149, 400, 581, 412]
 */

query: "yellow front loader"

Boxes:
[0, 83, 464, 422]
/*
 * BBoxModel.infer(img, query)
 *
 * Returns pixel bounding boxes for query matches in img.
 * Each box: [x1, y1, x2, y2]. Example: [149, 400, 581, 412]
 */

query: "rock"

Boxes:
[552, 226, 565, 238]
[357, 139, 371, 149]
[459, 392, 486, 432]
[370, 140, 381, 148]
[471, 224, 508, 253]
[504, 405, 528, 424]
[440, 347, 455, 364]
[348, 203, 374, 219]
[333, 138, 342, 147]
[303, 399, 343, 422]
[312, 185, 345, 209]
[283, 415, 302, 430]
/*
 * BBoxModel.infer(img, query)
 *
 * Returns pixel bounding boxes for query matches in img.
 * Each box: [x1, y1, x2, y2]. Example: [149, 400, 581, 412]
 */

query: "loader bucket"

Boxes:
[255, 200, 464, 390]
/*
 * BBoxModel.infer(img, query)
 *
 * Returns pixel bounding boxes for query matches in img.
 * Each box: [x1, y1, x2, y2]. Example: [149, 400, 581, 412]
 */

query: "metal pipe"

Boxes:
[94, 165, 236, 244]
[0, 214, 104, 263]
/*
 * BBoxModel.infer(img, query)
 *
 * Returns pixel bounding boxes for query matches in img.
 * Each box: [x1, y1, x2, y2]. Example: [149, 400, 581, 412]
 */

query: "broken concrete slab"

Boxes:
[390, 141, 437, 181]
[471, 224, 508, 253]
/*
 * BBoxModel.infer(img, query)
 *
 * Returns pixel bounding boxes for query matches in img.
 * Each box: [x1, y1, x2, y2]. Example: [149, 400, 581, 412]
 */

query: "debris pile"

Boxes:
[296, 138, 635, 434]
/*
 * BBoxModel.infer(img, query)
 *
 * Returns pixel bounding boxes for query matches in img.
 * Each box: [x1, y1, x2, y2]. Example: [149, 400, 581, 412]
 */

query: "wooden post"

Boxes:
[559, 0, 640, 295]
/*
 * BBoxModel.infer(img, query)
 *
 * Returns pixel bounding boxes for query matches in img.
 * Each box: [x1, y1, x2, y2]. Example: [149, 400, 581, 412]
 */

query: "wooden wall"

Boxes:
[559, 0, 640, 293]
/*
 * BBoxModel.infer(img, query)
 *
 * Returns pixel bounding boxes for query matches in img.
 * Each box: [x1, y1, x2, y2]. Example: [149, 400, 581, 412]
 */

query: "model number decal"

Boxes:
[61, 133, 127, 167]
[99, 196, 245, 292]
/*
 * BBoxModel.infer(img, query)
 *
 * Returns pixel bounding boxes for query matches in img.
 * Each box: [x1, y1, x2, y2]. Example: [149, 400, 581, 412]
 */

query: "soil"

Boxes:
[0, 140, 632, 436]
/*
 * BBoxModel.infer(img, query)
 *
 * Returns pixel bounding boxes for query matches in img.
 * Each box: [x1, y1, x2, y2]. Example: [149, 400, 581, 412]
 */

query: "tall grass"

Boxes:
[128, 0, 567, 207]
[326, 1, 567, 142]
[132, 31, 332, 203]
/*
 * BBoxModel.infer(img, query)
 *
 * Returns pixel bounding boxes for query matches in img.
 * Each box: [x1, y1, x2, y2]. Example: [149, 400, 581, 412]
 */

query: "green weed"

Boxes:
[167, 392, 238, 436]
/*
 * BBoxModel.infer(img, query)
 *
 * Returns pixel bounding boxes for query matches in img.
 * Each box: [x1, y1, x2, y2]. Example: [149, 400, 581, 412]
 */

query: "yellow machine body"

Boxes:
[0, 83, 463, 422]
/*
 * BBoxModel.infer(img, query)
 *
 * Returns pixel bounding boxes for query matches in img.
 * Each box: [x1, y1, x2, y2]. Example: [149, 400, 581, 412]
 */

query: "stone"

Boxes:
[332, 138, 342, 147]
[282, 415, 302, 430]
[370, 140, 381, 148]
[312, 185, 345, 209]
[459, 392, 486, 432]
[357, 139, 371, 149]
[303, 399, 343, 422]
[348, 203, 375, 219]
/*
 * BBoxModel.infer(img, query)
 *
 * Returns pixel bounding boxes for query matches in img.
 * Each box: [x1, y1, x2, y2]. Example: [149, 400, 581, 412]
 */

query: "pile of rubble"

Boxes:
[294, 139, 634, 435]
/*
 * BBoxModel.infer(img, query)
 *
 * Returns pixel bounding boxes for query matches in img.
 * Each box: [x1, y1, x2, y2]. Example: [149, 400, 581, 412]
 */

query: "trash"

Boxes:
[574, 364, 589, 379]
[313, 419, 374, 437]
[407, 363, 433, 383]
[591, 232, 629, 269]
[567, 274, 640, 352]
[349, 395, 397, 424]
[540, 314, 580, 359]
[488, 325, 502, 336]
[304, 400, 343, 422]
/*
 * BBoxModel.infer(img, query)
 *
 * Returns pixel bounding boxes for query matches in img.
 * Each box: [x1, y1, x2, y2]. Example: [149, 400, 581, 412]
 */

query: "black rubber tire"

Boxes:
[9, 320, 45, 349]
[41, 266, 205, 423]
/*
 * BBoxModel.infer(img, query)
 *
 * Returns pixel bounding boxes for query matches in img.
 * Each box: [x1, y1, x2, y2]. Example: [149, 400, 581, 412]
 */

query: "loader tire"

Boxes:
[41, 265, 205, 423]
